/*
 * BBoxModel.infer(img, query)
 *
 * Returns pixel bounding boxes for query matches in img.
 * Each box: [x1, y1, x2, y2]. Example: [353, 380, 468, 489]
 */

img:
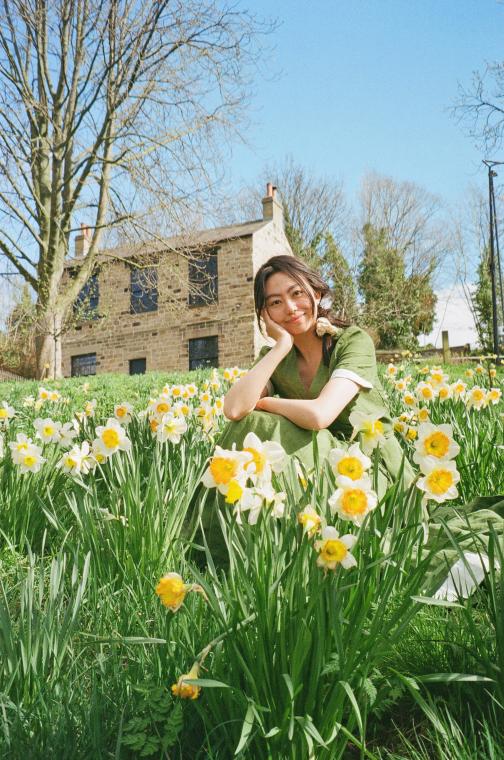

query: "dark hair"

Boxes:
[253, 255, 349, 365]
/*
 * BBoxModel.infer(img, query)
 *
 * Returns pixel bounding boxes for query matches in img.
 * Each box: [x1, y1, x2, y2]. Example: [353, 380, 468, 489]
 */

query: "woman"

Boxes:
[221, 255, 413, 486]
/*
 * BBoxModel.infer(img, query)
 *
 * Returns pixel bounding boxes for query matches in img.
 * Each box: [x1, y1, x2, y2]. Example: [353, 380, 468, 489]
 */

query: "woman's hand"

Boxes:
[255, 396, 272, 411]
[261, 308, 293, 349]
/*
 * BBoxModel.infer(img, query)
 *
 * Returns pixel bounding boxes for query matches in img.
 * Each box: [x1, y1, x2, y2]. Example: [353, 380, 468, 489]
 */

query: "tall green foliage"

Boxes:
[471, 246, 495, 352]
[358, 224, 437, 349]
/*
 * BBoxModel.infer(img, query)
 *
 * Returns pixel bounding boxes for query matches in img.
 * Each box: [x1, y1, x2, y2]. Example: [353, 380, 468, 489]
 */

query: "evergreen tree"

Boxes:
[471, 246, 495, 351]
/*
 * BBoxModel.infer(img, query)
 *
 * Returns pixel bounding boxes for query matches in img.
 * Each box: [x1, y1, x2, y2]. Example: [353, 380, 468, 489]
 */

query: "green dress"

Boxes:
[219, 326, 413, 486]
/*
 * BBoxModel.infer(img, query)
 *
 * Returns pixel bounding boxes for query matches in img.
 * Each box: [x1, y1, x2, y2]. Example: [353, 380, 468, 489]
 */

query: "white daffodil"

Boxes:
[49, 389, 61, 402]
[173, 401, 192, 418]
[349, 410, 386, 455]
[417, 459, 460, 504]
[241, 432, 287, 483]
[314, 526, 357, 571]
[57, 441, 92, 476]
[297, 506, 322, 537]
[466, 386, 488, 411]
[22, 395, 35, 408]
[201, 447, 252, 495]
[254, 482, 287, 519]
[34, 417, 62, 444]
[94, 418, 131, 455]
[156, 413, 188, 444]
[328, 477, 378, 526]
[170, 385, 184, 400]
[114, 402, 133, 424]
[59, 420, 79, 447]
[428, 368, 449, 387]
[403, 391, 417, 407]
[487, 387, 502, 405]
[8, 433, 34, 464]
[329, 443, 371, 482]
[413, 423, 460, 467]
[0, 401, 16, 427]
[415, 381, 436, 403]
[437, 384, 452, 402]
[83, 399, 97, 417]
[14, 443, 46, 474]
[451, 379, 467, 399]
[38, 387, 50, 401]
[414, 406, 430, 423]
[150, 395, 172, 420]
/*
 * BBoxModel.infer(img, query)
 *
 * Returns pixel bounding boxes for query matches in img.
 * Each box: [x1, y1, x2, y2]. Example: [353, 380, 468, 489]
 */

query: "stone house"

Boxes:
[61, 186, 292, 377]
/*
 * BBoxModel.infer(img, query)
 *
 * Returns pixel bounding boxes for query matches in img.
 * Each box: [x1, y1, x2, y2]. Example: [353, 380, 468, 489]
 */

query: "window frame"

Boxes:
[188, 248, 218, 307]
[130, 266, 159, 314]
[71, 352, 97, 377]
[72, 271, 100, 320]
[129, 357, 146, 375]
[188, 335, 219, 370]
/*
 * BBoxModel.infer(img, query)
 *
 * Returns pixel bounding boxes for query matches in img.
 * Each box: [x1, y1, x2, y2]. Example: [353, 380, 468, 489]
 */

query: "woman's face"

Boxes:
[263, 271, 320, 334]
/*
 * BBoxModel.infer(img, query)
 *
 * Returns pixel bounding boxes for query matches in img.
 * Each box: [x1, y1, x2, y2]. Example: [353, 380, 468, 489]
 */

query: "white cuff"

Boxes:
[330, 368, 373, 389]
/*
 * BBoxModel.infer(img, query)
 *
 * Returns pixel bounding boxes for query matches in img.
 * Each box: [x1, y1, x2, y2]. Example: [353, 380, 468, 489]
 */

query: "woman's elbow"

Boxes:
[310, 410, 333, 431]
[223, 402, 248, 422]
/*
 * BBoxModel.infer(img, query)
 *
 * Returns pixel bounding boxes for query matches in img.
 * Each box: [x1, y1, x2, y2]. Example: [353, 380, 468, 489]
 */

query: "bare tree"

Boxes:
[358, 171, 450, 280]
[0, 0, 268, 377]
[453, 63, 504, 151]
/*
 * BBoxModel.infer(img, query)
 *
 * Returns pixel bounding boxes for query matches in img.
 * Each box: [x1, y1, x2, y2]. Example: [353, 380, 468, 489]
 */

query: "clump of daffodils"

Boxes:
[414, 422, 461, 505]
[328, 443, 378, 526]
[9, 434, 46, 474]
[201, 432, 287, 525]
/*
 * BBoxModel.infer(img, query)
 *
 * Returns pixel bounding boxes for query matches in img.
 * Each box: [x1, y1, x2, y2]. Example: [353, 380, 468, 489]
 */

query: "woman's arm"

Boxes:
[255, 377, 360, 430]
[223, 311, 293, 421]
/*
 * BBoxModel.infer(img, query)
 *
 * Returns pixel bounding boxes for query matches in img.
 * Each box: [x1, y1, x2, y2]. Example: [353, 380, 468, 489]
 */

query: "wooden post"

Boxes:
[442, 330, 451, 363]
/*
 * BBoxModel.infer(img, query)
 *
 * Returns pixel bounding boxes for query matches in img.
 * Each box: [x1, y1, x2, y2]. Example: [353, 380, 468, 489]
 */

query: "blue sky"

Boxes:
[228, 0, 504, 346]
[231, 0, 504, 205]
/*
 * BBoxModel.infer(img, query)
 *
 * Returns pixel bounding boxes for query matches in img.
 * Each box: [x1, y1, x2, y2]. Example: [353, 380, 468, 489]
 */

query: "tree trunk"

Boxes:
[35, 311, 63, 379]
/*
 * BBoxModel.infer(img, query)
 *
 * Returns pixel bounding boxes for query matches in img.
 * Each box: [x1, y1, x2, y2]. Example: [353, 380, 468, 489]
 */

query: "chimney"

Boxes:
[75, 224, 92, 257]
[262, 182, 283, 226]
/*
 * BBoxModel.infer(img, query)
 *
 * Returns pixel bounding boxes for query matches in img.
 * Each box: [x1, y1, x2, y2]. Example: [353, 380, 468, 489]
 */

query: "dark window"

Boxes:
[188, 336, 218, 370]
[129, 358, 146, 375]
[71, 353, 96, 377]
[73, 273, 99, 319]
[130, 267, 158, 313]
[188, 250, 218, 307]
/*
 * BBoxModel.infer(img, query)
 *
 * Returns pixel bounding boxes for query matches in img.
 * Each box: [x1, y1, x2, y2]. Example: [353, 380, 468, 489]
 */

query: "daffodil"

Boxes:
[94, 418, 131, 455]
[14, 443, 46, 474]
[328, 478, 378, 526]
[242, 432, 287, 483]
[38, 387, 50, 401]
[156, 413, 188, 444]
[403, 391, 416, 407]
[329, 443, 371, 482]
[428, 368, 449, 387]
[386, 363, 398, 377]
[156, 573, 188, 611]
[57, 441, 92, 476]
[466, 386, 488, 410]
[171, 662, 201, 700]
[0, 401, 15, 427]
[415, 381, 435, 402]
[34, 417, 62, 444]
[437, 384, 452, 401]
[8, 433, 34, 464]
[464, 368, 474, 379]
[417, 459, 460, 504]
[487, 387, 502, 405]
[298, 506, 322, 536]
[314, 526, 357, 571]
[83, 399, 97, 417]
[201, 447, 252, 495]
[413, 423, 460, 466]
[59, 420, 79, 447]
[349, 410, 386, 454]
[114, 402, 133, 424]
[415, 406, 430, 423]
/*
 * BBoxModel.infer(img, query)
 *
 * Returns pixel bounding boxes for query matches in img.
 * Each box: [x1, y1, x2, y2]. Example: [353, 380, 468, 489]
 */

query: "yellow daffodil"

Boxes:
[201, 447, 252, 495]
[171, 662, 201, 700]
[94, 418, 131, 455]
[466, 386, 488, 410]
[413, 423, 460, 466]
[156, 573, 188, 611]
[487, 387, 502, 405]
[114, 402, 133, 424]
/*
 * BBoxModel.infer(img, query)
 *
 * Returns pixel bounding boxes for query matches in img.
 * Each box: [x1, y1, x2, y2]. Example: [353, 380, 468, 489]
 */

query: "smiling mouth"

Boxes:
[288, 315, 303, 323]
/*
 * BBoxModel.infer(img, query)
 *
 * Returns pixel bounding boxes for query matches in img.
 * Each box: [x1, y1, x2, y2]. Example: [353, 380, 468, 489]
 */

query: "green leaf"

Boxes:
[235, 703, 255, 755]
[185, 678, 229, 688]
[411, 595, 463, 608]
[418, 673, 495, 684]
